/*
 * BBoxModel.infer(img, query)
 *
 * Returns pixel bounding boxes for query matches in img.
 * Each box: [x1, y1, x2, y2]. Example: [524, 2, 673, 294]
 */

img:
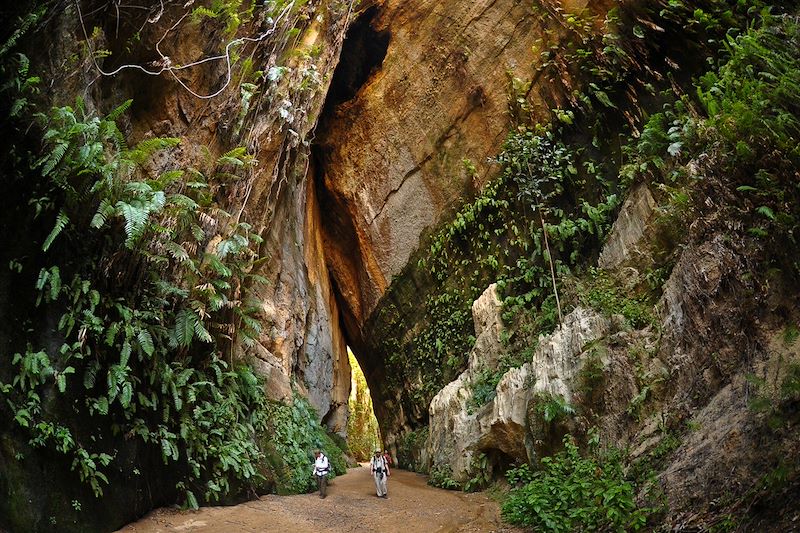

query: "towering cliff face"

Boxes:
[312, 0, 629, 450]
[3, 0, 799, 530]
[312, 0, 628, 326]
[0, 1, 357, 529]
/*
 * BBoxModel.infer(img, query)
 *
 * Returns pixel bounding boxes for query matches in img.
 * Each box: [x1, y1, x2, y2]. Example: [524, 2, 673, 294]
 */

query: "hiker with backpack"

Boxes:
[370, 449, 390, 498]
[313, 449, 330, 498]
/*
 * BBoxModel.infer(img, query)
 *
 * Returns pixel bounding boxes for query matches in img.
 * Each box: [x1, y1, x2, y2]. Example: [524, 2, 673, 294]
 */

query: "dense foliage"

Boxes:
[502, 437, 648, 532]
[500, 9, 800, 530]
[0, 23, 340, 514]
[265, 395, 347, 494]
[366, 0, 774, 427]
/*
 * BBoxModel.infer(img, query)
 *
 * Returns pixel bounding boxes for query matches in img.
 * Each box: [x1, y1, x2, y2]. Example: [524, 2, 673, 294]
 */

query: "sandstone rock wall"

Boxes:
[314, 0, 611, 329]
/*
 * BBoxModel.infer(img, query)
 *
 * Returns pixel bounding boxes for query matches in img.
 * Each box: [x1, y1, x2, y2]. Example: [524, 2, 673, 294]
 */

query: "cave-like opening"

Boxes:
[346, 346, 382, 461]
[320, 5, 390, 119]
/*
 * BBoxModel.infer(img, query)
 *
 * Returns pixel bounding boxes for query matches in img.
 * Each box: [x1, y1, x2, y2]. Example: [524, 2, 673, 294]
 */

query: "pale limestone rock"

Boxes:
[425, 283, 504, 477]
[425, 294, 611, 480]
[598, 183, 657, 269]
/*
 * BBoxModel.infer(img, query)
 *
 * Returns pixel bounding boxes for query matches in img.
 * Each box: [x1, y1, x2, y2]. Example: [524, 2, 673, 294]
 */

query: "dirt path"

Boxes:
[117, 465, 522, 533]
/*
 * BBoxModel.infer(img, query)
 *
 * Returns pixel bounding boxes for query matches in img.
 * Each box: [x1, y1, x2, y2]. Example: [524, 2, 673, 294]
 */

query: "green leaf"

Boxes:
[756, 206, 776, 220]
[43, 210, 69, 252]
[186, 490, 199, 510]
[120, 340, 131, 367]
[591, 86, 617, 109]
[57, 372, 67, 393]
[194, 318, 213, 344]
[137, 329, 155, 357]
[175, 308, 196, 347]
[120, 382, 133, 408]
[93, 396, 109, 416]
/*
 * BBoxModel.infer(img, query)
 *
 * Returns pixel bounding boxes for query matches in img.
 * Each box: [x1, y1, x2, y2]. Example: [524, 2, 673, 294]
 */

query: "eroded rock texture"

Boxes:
[424, 298, 626, 481]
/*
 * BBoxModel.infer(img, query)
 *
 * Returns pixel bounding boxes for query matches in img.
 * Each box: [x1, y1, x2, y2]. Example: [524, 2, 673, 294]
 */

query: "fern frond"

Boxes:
[216, 146, 250, 167]
[117, 201, 149, 248]
[90, 198, 114, 229]
[152, 170, 184, 190]
[40, 142, 69, 177]
[192, 6, 219, 21]
[127, 137, 180, 165]
[193, 318, 213, 344]
[137, 329, 155, 357]
[175, 308, 195, 347]
[83, 360, 100, 390]
[102, 118, 128, 152]
[167, 193, 199, 212]
[0, 11, 42, 58]
[106, 99, 132, 121]
[42, 210, 69, 251]
[205, 254, 232, 278]
[164, 241, 192, 265]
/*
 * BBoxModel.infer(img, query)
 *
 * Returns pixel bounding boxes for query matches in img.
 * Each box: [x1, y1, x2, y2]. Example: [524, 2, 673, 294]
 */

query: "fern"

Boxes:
[137, 329, 155, 357]
[174, 308, 196, 347]
[90, 198, 115, 229]
[127, 137, 181, 165]
[217, 146, 250, 167]
[0, 10, 42, 58]
[42, 210, 70, 251]
[117, 201, 149, 247]
[164, 241, 192, 265]
[105, 99, 132, 122]
[206, 254, 233, 278]
[40, 141, 69, 177]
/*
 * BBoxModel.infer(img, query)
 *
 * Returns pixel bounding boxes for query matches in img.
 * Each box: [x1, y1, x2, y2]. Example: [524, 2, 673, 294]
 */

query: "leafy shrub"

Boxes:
[264, 395, 346, 494]
[468, 368, 504, 412]
[577, 268, 655, 328]
[502, 436, 649, 531]
[397, 427, 428, 471]
[463, 452, 492, 492]
[533, 391, 576, 424]
[0, 91, 280, 507]
[505, 463, 534, 486]
[428, 463, 461, 490]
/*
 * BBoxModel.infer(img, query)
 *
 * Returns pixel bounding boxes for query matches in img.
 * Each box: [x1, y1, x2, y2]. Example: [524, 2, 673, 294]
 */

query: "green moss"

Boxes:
[575, 268, 656, 328]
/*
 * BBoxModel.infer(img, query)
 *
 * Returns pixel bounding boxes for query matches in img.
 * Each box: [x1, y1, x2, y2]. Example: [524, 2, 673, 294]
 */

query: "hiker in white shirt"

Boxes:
[313, 450, 330, 498]
[370, 449, 389, 498]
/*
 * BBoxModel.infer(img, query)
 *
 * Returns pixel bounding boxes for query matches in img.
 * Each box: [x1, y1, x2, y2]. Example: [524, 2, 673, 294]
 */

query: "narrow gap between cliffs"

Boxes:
[318, 5, 390, 124]
[345, 346, 382, 461]
[310, 4, 392, 441]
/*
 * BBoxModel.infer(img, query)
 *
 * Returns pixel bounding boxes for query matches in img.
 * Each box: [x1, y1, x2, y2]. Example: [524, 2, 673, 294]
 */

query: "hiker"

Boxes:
[370, 449, 389, 498]
[383, 450, 392, 467]
[313, 449, 330, 498]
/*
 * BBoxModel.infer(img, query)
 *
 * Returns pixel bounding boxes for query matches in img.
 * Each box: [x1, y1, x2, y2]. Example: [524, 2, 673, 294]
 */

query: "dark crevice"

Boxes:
[310, 4, 390, 373]
[318, 6, 390, 127]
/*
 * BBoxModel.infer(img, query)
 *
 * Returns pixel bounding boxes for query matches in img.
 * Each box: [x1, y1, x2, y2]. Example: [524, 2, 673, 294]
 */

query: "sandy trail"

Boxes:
[117, 465, 522, 533]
